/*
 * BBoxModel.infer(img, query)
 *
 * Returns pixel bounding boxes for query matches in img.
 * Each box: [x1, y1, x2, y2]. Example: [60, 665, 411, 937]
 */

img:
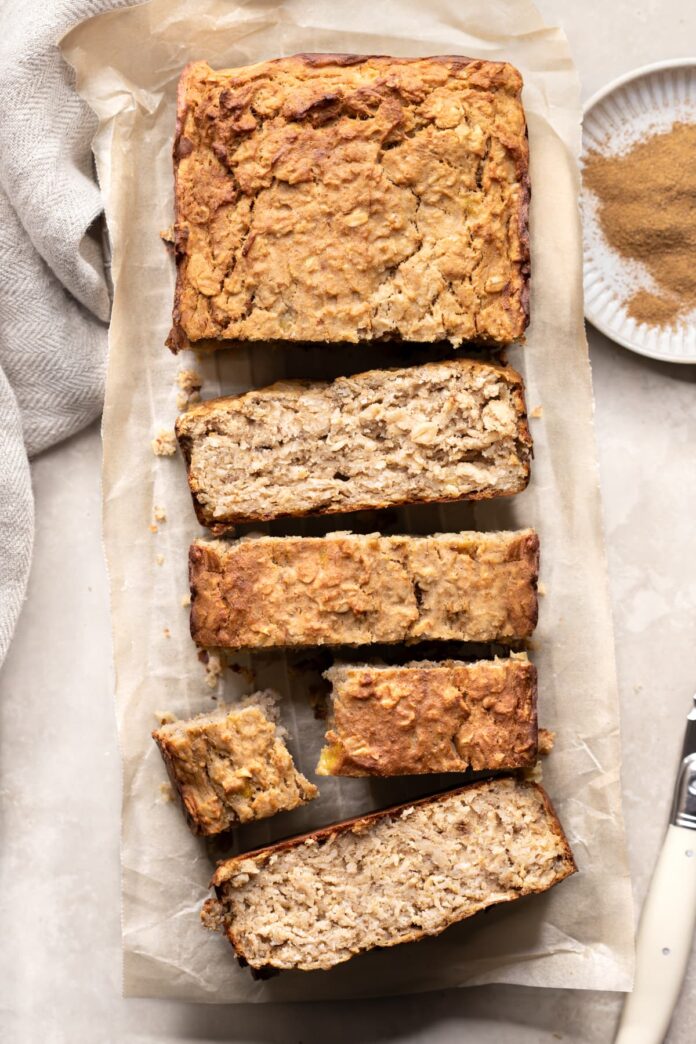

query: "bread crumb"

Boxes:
[201, 898, 226, 931]
[158, 782, 175, 803]
[181, 593, 191, 607]
[176, 369, 202, 411]
[205, 650, 225, 688]
[538, 729, 555, 756]
[530, 405, 543, 419]
[538, 581, 547, 596]
[522, 760, 543, 783]
[149, 523, 158, 534]
[163, 627, 171, 639]
[152, 429, 177, 456]
[156, 553, 165, 566]
[177, 369, 202, 393]
[159, 226, 175, 243]
[154, 506, 167, 523]
[154, 709, 176, 725]
[240, 688, 282, 725]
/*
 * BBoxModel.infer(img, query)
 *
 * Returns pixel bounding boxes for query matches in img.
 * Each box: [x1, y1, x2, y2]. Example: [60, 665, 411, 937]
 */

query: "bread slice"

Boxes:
[175, 359, 531, 531]
[201, 777, 576, 973]
[152, 697, 318, 836]
[189, 529, 539, 650]
[317, 656, 537, 776]
[168, 56, 529, 352]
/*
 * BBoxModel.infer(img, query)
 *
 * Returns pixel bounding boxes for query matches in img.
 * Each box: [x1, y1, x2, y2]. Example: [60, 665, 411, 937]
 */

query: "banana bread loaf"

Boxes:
[189, 529, 539, 650]
[168, 55, 530, 351]
[176, 359, 532, 531]
[317, 656, 537, 776]
[152, 698, 317, 835]
[201, 777, 576, 972]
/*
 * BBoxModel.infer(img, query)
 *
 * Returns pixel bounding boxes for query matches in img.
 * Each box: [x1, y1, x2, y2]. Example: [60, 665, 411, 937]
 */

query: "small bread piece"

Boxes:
[176, 359, 532, 531]
[168, 55, 529, 351]
[152, 699, 318, 835]
[189, 529, 539, 650]
[317, 657, 537, 776]
[201, 777, 576, 973]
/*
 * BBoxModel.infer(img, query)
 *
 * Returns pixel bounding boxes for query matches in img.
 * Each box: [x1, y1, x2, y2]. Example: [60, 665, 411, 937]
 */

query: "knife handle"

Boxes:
[615, 824, 696, 1044]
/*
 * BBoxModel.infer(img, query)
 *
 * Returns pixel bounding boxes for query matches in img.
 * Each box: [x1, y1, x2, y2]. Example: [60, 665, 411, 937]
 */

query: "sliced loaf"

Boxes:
[189, 529, 539, 650]
[153, 697, 317, 835]
[317, 656, 537, 776]
[176, 359, 531, 531]
[202, 777, 576, 972]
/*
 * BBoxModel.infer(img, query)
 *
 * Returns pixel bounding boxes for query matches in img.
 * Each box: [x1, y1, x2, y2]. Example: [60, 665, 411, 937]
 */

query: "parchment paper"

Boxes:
[62, 0, 635, 1002]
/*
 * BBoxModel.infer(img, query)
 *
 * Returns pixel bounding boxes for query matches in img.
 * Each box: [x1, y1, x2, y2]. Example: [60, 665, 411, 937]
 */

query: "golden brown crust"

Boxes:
[189, 530, 540, 650]
[168, 55, 530, 352]
[152, 703, 317, 835]
[175, 358, 532, 531]
[203, 777, 576, 973]
[317, 658, 538, 776]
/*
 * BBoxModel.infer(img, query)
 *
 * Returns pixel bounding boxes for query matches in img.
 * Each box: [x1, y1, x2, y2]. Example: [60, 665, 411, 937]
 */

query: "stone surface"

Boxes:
[1, 0, 696, 1038]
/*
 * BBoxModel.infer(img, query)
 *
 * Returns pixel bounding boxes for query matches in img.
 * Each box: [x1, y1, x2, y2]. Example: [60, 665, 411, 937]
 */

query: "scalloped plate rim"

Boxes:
[582, 58, 696, 365]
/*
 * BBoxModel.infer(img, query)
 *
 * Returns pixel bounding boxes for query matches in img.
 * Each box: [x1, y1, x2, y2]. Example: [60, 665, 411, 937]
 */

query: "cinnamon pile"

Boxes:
[583, 122, 696, 326]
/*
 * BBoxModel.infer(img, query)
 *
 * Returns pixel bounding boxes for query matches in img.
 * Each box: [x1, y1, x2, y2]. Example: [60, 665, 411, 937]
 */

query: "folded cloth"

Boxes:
[0, 0, 133, 665]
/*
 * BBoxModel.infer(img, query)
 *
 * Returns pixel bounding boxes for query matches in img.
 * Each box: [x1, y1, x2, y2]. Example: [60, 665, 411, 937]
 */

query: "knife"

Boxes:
[615, 694, 696, 1043]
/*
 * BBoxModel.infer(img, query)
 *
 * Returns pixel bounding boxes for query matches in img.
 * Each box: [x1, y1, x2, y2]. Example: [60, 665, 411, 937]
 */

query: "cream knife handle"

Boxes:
[615, 825, 696, 1044]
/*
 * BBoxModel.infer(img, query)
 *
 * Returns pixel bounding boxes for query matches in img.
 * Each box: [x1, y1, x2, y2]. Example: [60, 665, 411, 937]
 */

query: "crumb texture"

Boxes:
[177, 359, 531, 528]
[317, 657, 537, 776]
[152, 429, 177, 456]
[170, 55, 529, 350]
[203, 777, 575, 971]
[152, 698, 317, 835]
[189, 530, 539, 650]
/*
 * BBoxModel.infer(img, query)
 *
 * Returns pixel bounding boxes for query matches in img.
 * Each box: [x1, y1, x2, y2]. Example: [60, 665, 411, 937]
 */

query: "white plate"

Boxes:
[582, 59, 696, 363]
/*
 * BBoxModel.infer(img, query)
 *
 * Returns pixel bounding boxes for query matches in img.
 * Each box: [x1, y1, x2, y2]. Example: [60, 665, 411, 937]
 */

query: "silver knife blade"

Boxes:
[670, 694, 696, 830]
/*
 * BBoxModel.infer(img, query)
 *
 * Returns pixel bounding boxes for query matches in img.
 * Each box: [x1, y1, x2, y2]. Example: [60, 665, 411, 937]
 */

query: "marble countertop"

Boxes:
[1, 1, 695, 1040]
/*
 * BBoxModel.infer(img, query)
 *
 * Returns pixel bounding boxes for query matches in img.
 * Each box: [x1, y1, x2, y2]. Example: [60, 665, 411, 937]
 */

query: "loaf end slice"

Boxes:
[189, 530, 539, 651]
[152, 696, 318, 835]
[201, 777, 576, 972]
[168, 55, 529, 352]
[175, 359, 532, 531]
[317, 656, 537, 776]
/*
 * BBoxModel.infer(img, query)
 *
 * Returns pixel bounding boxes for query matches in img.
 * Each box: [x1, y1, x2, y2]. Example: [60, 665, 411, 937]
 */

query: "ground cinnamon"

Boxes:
[583, 122, 696, 326]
